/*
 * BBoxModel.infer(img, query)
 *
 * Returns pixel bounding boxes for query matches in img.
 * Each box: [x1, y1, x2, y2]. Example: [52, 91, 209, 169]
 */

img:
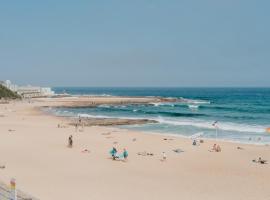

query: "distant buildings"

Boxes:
[0, 80, 55, 98]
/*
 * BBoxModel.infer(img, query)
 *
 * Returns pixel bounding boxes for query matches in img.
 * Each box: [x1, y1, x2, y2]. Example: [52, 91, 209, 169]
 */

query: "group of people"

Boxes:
[110, 147, 128, 161]
[253, 157, 267, 164]
[68, 137, 129, 161]
[192, 139, 221, 153]
[67, 135, 268, 166]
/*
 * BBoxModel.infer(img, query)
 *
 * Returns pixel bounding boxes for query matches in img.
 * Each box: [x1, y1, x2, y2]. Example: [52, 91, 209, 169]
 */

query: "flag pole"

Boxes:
[215, 126, 218, 141]
[212, 121, 218, 141]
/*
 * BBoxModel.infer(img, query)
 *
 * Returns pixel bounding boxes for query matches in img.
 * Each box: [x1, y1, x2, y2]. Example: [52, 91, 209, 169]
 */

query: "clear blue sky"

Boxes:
[0, 0, 269, 87]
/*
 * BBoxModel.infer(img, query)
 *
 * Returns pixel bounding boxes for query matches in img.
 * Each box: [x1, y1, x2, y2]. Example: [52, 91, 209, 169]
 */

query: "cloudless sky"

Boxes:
[0, 0, 269, 87]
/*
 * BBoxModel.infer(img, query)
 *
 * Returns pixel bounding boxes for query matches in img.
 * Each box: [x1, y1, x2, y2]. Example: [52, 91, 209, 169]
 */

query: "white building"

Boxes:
[17, 86, 55, 98]
[3, 80, 18, 92]
[1, 80, 55, 98]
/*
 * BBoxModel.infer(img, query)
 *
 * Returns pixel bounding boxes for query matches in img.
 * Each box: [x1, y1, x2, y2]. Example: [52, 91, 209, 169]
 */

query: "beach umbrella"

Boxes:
[190, 132, 204, 140]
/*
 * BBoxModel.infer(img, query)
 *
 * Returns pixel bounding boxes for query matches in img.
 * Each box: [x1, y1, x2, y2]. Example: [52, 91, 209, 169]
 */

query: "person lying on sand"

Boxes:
[253, 157, 267, 164]
[173, 149, 184, 153]
[81, 149, 90, 153]
[137, 151, 154, 156]
[209, 144, 217, 152]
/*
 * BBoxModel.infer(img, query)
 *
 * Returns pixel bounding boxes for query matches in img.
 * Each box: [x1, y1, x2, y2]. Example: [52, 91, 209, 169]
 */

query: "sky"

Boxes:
[0, 0, 269, 87]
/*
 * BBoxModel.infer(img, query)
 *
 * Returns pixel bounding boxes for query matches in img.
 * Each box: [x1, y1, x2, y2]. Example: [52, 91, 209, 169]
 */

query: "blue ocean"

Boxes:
[52, 87, 270, 144]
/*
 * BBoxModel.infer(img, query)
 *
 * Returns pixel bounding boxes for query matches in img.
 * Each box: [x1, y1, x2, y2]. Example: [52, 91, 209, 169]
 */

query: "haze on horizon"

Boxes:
[0, 1, 269, 87]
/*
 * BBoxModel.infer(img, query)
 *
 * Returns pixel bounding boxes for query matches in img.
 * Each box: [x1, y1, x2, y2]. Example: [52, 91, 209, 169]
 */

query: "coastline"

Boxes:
[0, 98, 269, 200]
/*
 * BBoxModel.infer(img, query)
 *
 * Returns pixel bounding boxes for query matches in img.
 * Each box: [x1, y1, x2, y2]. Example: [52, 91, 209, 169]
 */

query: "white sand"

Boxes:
[0, 99, 269, 200]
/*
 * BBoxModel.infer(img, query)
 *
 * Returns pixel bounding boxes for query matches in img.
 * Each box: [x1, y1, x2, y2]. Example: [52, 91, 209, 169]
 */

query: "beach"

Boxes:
[0, 98, 270, 200]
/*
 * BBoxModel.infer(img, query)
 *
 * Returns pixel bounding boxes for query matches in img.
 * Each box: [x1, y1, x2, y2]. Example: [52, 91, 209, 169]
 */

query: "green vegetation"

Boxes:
[0, 85, 21, 99]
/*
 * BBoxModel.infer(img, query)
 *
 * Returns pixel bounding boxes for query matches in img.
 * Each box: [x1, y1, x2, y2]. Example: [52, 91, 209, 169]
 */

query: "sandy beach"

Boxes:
[0, 98, 269, 200]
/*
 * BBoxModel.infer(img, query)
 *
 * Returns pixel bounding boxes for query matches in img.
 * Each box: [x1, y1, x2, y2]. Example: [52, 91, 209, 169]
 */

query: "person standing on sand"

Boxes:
[68, 135, 73, 148]
[110, 147, 117, 160]
[75, 123, 78, 132]
[162, 152, 167, 161]
[81, 122, 85, 132]
[123, 148, 128, 160]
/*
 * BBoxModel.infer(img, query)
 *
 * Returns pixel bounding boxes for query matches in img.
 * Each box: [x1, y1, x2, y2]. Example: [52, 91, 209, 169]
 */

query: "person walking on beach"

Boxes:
[68, 135, 73, 148]
[75, 123, 78, 132]
[123, 148, 128, 161]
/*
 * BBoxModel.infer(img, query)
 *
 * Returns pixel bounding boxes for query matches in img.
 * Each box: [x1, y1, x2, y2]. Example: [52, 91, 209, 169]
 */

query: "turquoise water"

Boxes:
[52, 87, 270, 144]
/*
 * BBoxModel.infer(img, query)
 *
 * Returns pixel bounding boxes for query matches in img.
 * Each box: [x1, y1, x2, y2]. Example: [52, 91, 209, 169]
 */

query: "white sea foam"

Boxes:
[78, 94, 112, 97]
[155, 117, 266, 133]
[192, 100, 210, 104]
[181, 98, 210, 104]
[89, 94, 112, 97]
[113, 105, 127, 108]
[98, 104, 111, 108]
[78, 113, 114, 119]
[99, 94, 112, 97]
[188, 104, 199, 109]
[57, 108, 266, 134]
[149, 102, 175, 107]
[150, 103, 163, 107]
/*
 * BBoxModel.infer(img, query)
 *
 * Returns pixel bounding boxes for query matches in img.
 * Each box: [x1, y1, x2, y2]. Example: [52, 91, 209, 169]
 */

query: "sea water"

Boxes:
[51, 87, 270, 144]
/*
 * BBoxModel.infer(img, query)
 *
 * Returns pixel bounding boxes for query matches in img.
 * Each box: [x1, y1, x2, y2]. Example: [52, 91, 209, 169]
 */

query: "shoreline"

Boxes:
[39, 96, 270, 146]
[47, 111, 270, 146]
[45, 112, 270, 147]
[33, 97, 270, 148]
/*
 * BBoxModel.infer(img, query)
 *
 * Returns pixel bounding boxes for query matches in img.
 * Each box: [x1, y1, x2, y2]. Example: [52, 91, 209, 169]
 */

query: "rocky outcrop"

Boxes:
[69, 118, 157, 126]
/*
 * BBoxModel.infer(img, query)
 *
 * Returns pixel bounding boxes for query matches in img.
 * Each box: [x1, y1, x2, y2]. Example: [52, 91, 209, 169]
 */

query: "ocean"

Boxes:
[51, 87, 270, 145]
